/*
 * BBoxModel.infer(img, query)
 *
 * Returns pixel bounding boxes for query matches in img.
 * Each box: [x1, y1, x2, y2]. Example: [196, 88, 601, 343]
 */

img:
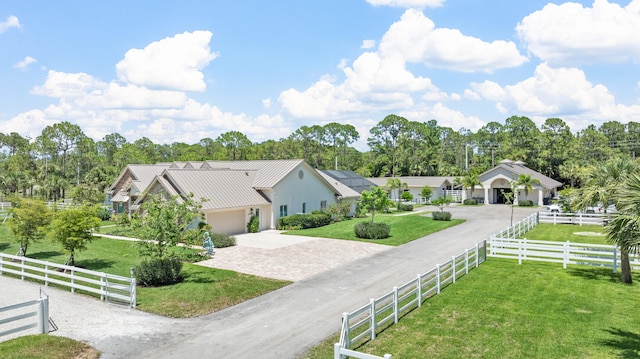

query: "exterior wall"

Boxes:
[270, 163, 338, 227]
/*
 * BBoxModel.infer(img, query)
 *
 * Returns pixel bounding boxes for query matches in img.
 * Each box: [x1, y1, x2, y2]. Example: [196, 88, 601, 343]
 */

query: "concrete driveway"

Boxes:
[196, 230, 393, 281]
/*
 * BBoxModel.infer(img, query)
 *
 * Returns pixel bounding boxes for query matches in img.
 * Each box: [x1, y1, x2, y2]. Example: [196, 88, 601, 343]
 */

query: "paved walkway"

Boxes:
[0, 205, 538, 358]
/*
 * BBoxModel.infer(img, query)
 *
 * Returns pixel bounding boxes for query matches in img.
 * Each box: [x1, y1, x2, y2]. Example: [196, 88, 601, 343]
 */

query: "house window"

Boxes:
[320, 200, 327, 210]
[302, 202, 306, 214]
[280, 205, 288, 217]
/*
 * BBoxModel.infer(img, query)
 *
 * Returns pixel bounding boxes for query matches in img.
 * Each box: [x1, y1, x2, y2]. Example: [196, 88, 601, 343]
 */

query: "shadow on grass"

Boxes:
[0, 243, 10, 252]
[601, 327, 640, 358]
[566, 267, 619, 283]
[182, 270, 218, 284]
[29, 251, 64, 261]
[77, 258, 117, 271]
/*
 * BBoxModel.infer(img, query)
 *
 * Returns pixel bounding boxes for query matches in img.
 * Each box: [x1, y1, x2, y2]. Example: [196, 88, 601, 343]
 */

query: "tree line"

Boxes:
[1, 115, 639, 202]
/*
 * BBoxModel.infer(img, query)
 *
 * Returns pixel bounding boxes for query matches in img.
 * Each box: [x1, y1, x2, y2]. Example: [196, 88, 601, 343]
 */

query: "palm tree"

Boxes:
[461, 173, 483, 201]
[578, 157, 635, 212]
[385, 177, 407, 209]
[515, 174, 541, 204]
[604, 172, 640, 284]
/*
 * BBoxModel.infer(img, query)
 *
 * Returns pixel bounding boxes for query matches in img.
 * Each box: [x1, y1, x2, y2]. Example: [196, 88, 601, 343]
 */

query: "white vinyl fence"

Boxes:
[0, 288, 49, 341]
[488, 237, 640, 272]
[0, 253, 136, 307]
[335, 242, 487, 359]
[538, 212, 609, 226]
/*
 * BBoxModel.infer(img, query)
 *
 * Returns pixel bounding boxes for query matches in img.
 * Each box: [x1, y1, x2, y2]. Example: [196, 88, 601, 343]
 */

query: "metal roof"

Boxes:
[315, 170, 361, 199]
[203, 160, 305, 188]
[110, 164, 171, 192]
[161, 169, 271, 210]
[479, 163, 562, 189]
[320, 170, 377, 194]
[367, 176, 454, 188]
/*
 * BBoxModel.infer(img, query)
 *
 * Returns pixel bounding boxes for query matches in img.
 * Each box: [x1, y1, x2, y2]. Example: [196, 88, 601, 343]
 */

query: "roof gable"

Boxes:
[479, 163, 562, 189]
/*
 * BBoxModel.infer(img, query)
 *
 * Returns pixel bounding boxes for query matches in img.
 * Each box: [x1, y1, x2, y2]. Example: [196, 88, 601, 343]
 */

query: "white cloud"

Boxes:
[361, 39, 376, 49]
[468, 63, 640, 128]
[517, 0, 640, 65]
[116, 30, 218, 91]
[401, 103, 485, 131]
[0, 15, 20, 34]
[13, 56, 37, 70]
[366, 0, 445, 8]
[77, 83, 188, 109]
[380, 9, 527, 73]
[262, 98, 272, 109]
[32, 70, 107, 98]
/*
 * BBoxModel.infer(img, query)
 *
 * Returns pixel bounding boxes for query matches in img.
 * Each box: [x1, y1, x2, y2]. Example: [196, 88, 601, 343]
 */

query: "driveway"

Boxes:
[0, 205, 538, 358]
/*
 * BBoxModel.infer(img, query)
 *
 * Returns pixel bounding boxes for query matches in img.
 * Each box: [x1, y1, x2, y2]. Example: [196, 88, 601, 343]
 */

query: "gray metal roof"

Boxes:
[161, 169, 271, 210]
[110, 164, 171, 192]
[367, 176, 454, 188]
[203, 160, 305, 188]
[479, 163, 562, 189]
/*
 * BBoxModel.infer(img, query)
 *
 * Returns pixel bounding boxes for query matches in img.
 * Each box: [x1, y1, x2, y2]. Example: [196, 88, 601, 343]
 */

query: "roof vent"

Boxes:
[499, 159, 513, 165]
[513, 160, 526, 166]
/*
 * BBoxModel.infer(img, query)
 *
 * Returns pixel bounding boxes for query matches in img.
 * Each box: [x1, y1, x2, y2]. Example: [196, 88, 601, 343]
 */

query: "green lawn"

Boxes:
[285, 214, 464, 246]
[301, 259, 640, 359]
[522, 223, 607, 244]
[0, 335, 99, 359]
[0, 225, 289, 318]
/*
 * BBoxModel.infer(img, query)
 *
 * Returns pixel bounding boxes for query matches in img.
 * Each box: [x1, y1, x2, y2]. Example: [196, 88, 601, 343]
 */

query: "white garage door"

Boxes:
[209, 210, 246, 234]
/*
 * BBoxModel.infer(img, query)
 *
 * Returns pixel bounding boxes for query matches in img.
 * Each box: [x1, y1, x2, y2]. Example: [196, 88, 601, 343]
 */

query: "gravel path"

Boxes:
[0, 205, 538, 358]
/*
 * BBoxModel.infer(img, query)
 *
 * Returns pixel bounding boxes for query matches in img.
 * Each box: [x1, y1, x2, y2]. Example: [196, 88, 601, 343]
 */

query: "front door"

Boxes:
[495, 188, 512, 204]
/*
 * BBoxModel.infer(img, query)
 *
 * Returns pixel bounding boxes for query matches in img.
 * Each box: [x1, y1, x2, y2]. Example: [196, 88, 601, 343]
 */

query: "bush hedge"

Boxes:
[463, 199, 478, 205]
[210, 232, 236, 248]
[397, 203, 414, 211]
[278, 212, 332, 230]
[518, 200, 535, 207]
[354, 221, 391, 239]
[432, 211, 452, 221]
[247, 215, 259, 233]
[134, 257, 183, 287]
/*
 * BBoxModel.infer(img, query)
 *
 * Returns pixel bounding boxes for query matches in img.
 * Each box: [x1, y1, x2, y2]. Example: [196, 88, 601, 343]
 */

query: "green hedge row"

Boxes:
[397, 203, 414, 211]
[134, 257, 183, 287]
[518, 200, 535, 207]
[278, 212, 332, 230]
[463, 199, 478, 205]
[354, 221, 390, 239]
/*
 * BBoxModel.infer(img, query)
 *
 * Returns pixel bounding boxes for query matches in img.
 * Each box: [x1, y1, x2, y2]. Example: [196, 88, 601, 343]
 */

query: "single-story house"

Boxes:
[109, 159, 359, 234]
[366, 176, 457, 203]
[466, 159, 562, 205]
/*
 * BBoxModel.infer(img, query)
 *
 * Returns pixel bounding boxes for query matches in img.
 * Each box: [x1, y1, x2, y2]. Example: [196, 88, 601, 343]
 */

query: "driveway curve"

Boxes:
[0, 205, 538, 358]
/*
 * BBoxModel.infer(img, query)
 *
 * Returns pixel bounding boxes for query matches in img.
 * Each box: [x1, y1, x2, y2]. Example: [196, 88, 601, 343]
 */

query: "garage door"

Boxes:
[208, 210, 246, 234]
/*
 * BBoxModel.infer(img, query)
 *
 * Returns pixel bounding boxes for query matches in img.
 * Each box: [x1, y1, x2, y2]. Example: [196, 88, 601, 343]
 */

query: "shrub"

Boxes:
[432, 211, 452, 221]
[518, 200, 534, 207]
[278, 213, 332, 230]
[397, 203, 414, 211]
[247, 215, 259, 233]
[210, 232, 236, 248]
[354, 221, 391, 239]
[326, 202, 351, 222]
[134, 257, 183, 287]
[96, 206, 112, 221]
[463, 198, 478, 205]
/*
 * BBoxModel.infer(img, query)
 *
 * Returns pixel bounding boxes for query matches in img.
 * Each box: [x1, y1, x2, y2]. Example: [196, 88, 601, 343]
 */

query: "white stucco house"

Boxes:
[366, 176, 457, 203]
[465, 159, 562, 206]
[109, 160, 359, 234]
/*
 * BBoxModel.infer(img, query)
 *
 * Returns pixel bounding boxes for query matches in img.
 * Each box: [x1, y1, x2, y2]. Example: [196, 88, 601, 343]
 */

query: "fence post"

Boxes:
[71, 268, 75, 293]
[334, 343, 341, 359]
[523, 238, 527, 261]
[21, 257, 25, 280]
[613, 246, 618, 273]
[393, 287, 399, 324]
[452, 256, 456, 283]
[342, 312, 350, 349]
[465, 249, 469, 274]
[370, 298, 376, 340]
[101, 274, 105, 301]
[44, 264, 49, 286]
[417, 274, 422, 307]
[475, 243, 479, 267]
[563, 241, 569, 269]
[436, 264, 441, 294]
[553, 212, 557, 225]
[130, 267, 137, 308]
[518, 239, 522, 265]
[579, 213, 583, 226]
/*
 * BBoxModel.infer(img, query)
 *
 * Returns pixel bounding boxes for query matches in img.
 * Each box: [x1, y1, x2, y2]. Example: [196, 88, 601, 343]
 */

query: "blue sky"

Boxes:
[1, 0, 639, 150]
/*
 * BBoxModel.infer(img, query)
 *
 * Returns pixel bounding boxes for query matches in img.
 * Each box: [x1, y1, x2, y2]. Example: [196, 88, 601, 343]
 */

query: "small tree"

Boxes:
[385, 177, 407, 209]
[431, 196, 451, 212]
[48, 205, 101, 266]
[420, 186, 432, 203]
[359, 186, 392, 223]
[9, 198, 52, 256]
[400, 191, 413, 203]
[133, 193, 203, 258]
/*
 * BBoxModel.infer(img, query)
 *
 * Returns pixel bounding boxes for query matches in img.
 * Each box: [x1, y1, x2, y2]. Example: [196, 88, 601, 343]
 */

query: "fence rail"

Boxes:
[0, 288, 49, 341]
[488, 237, 640, 271]
[538, 212, 609, 226]
[336, 242, 487, 358]
[0, 253, 136, 307]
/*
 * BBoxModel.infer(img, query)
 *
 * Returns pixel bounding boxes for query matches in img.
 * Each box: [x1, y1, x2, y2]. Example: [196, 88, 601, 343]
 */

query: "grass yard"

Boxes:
[0, 225, 289, 318]
[285, 214, 464, 246]
[0, 335, 99, 359]
[301, 259, 640, 359]
[522, 223, 607, 244]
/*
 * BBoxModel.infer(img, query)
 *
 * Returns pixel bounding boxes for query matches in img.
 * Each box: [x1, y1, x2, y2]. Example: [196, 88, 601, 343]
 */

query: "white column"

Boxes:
[484, 187, 489, 204]
[538, 189, 543, 206]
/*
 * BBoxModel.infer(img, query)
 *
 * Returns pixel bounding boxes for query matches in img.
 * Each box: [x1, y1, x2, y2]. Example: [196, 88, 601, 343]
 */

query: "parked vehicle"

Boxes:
[547, 204, 561, 213]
